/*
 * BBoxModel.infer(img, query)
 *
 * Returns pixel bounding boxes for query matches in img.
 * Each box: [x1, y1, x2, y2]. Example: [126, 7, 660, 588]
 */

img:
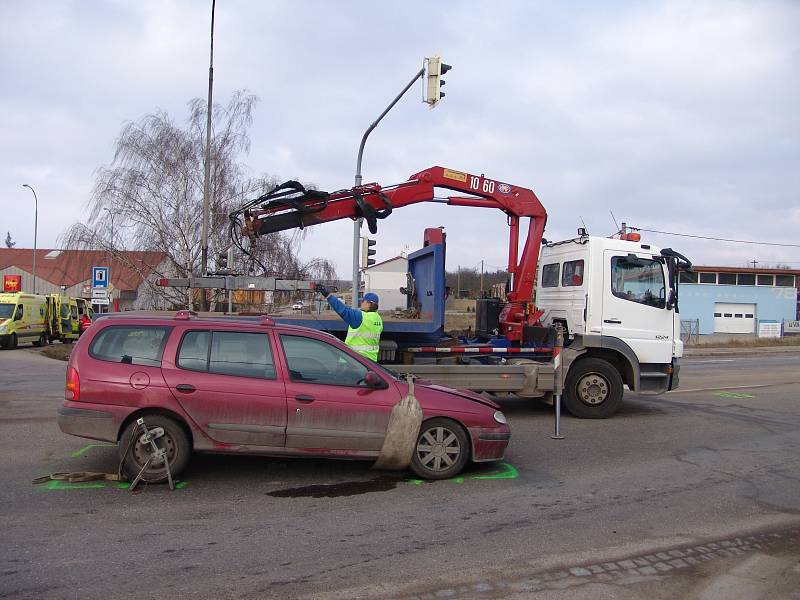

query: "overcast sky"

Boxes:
[3, 0, 799, 276]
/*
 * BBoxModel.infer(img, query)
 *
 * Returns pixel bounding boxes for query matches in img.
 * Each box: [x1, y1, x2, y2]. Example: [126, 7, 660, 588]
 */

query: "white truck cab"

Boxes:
[536, 232, 690, 415]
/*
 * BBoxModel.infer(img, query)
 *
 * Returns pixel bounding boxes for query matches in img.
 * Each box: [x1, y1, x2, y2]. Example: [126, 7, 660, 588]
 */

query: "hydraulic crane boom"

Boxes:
[237, 166, 548, 342]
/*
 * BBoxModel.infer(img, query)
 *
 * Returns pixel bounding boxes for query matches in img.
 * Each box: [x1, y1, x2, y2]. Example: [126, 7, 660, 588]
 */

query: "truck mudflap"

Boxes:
[391, 363, 552, 396]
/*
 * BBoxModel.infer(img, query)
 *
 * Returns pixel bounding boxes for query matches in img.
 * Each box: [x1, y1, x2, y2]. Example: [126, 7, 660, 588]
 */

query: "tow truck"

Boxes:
[161, 166, 691, 418]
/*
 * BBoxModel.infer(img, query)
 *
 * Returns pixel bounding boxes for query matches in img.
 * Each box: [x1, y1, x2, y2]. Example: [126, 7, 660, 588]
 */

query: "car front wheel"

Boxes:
[119, 415, 191, 484]
[410, 418, 470, 480]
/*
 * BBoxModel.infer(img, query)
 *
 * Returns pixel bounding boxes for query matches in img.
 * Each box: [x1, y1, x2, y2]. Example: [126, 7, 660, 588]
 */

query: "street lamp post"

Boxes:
[351, 65, 426, 307]
[22, 184, 38, 294]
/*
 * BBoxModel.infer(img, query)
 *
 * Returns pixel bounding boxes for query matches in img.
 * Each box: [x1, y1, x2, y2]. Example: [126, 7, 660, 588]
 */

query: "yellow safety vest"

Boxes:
[345, 311, 383, 361]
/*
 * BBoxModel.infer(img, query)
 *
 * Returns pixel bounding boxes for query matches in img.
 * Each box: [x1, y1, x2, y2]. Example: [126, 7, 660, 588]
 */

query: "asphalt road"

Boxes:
[1, 349, 799, 599]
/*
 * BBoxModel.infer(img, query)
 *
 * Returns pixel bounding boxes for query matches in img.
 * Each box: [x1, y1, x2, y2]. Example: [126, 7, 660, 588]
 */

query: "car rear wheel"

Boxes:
[119, 415, 191, 484]
[410, 418, 470, 480]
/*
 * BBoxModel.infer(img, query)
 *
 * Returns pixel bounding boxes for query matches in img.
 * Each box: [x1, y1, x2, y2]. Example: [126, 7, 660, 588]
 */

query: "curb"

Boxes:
[684, 345, 800, 357]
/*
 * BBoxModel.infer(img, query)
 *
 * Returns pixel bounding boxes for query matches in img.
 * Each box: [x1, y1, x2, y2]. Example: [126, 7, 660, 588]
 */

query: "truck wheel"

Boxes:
[410, 418, 470, 480]
[8, 334, 18, 350]
[563, 358, 623, 418]
[119, 415, 191, 484]
[33, 333, 48, 347]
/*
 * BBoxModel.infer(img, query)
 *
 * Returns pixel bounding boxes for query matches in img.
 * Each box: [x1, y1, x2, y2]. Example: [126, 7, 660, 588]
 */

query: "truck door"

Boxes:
[602, 251, 673, 364]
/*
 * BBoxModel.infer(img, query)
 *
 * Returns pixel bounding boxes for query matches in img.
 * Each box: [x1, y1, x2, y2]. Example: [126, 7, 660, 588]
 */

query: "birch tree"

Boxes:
[61, 91, 336, 308]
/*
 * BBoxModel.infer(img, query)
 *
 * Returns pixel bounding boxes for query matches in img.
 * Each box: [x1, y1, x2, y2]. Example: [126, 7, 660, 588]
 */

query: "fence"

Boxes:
[681, 319, 700, 345]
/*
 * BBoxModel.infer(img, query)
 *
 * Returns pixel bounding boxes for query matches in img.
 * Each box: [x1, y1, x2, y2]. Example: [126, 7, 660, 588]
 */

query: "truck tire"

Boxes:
[119, 415, 191, 484]
[8, 333, 18, 350]
[563, 358, 623, 418]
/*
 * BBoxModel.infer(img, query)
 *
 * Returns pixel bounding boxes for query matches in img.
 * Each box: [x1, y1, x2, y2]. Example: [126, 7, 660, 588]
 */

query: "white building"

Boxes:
[363, 256, 408, 311]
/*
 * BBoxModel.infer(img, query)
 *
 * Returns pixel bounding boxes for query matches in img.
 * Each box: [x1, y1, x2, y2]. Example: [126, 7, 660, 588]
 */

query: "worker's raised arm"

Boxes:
[323, 292, 363, 329]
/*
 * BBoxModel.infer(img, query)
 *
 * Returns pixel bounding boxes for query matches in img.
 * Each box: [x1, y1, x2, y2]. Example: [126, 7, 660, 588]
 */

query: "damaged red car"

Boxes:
[58, 311, 510, 482]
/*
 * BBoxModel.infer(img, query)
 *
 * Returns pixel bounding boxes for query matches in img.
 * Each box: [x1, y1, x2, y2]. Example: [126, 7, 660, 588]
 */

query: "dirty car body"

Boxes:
[58, 312, 510, 481]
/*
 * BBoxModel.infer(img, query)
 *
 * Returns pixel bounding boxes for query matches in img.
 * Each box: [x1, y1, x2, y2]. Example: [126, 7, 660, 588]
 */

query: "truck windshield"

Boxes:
[611, 257, 666, 309]
[0, 304, 15, 318]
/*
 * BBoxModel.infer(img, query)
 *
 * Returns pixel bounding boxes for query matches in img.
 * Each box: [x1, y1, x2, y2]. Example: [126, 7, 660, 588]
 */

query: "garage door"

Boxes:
[713, 303, 756, 334]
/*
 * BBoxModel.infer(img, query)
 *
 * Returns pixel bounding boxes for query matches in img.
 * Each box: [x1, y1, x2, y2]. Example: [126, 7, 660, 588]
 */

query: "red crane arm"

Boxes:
[242, 166, 548, 340]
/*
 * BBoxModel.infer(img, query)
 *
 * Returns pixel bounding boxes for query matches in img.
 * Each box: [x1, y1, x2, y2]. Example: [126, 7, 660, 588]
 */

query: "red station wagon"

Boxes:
[58, 311, 510, 482]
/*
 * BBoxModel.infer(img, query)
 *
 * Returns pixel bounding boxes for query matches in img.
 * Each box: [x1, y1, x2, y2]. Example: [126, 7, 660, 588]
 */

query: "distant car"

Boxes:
[57, 312, 510, 482]
[291, 300, 304, 310]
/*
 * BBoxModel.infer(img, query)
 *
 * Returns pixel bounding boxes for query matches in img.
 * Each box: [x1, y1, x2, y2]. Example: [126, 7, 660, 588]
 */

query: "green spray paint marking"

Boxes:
[44, 480, 108, 490]
[116, 481, 188, 490]
[70, 443, 116, 458]
[40, 480, 188, 491]
[470, 462, 519, 480]
[406, 462, 518, 485]
[716, 392, 756, 399]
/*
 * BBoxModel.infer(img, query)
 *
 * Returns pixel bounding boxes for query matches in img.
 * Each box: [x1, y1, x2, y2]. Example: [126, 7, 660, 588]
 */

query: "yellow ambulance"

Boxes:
[0, 292, 49, 349]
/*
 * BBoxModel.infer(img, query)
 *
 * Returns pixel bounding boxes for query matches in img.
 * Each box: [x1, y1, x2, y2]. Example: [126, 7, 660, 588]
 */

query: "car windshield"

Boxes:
[0, 304, 15, 318]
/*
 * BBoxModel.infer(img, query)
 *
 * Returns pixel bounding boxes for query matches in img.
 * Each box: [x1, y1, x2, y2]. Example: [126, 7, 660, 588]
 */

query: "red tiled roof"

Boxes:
[0, 248, 168, 291]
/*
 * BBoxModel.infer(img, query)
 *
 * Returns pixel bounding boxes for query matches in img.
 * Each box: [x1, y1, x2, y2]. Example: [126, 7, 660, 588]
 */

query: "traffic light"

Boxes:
[360, 237, 377, 268]
[425, 56, 452, 108]
[216, 247, 234, 272]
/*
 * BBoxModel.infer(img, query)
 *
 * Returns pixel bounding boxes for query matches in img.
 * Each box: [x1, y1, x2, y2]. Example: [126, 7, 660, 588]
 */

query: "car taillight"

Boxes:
[65, 367, 80, 401]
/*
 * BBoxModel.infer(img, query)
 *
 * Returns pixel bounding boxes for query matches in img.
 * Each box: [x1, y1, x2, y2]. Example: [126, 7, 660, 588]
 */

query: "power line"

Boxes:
[629, 227, 800, 248]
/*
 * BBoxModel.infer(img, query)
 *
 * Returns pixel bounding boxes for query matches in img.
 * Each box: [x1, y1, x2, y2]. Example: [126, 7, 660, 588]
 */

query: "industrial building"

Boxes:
[678, 266, 799, 336]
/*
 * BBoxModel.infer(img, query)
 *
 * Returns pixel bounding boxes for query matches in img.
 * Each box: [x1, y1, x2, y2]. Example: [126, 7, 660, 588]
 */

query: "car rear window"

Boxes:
[89, 326, 171, 367]
[177, 330, 276, 379]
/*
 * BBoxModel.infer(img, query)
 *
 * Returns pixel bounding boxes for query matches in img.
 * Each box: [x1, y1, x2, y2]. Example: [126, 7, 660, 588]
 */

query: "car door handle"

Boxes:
[295, 394, 315, 402]
[175, 384, 196, 393]
[603, 319, 622, 324]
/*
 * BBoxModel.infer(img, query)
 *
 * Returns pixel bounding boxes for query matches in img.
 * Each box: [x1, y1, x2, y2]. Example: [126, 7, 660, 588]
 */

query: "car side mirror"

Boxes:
[363, 371, 388, 389]
[14, 310, 22, 321]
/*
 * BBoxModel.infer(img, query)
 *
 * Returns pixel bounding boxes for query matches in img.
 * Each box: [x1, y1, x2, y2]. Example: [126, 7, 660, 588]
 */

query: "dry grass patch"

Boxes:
[693, 337, 800, 348]
[40, 344, 75, 361]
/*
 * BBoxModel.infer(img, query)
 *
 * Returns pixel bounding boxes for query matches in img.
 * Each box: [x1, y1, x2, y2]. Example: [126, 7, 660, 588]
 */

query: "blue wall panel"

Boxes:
[679, 284, 797, 334]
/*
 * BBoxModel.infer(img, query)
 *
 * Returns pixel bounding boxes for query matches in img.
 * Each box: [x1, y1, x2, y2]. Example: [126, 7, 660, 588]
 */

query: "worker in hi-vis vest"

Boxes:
[314, 285, 383, 361]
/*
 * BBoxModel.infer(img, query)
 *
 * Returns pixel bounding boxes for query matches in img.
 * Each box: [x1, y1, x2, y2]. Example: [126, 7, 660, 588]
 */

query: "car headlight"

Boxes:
[493, 410, 507, 424]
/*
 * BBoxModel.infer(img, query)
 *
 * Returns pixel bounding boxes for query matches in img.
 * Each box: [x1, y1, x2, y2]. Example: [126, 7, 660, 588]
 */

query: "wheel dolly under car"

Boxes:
[33, 417, 176, 492]
[127, 418, 175, 491]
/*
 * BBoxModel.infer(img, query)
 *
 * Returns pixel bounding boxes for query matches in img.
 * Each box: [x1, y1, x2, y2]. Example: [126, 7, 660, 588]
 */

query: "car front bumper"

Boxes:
[469, 425, 511, 462]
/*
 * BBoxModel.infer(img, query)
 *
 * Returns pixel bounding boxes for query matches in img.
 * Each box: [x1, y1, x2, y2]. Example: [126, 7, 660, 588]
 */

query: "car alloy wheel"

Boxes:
[411, 418, 469, 480]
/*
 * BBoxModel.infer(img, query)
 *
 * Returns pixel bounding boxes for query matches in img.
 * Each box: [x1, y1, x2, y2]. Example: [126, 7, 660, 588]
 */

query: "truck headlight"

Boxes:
[0, 325, 7, 334]
[493, 410, 507, 424]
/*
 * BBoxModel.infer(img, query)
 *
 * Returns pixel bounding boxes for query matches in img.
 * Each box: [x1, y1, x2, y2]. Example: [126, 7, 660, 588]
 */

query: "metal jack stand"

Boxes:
[129, 418, 175, 491]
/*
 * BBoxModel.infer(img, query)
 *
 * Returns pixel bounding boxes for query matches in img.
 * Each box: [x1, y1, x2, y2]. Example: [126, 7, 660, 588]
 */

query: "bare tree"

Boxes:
[61, 91, 336, 309]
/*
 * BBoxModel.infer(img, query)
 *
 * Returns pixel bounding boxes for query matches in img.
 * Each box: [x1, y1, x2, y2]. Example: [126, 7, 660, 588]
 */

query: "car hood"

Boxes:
[402, 380, 501, 411]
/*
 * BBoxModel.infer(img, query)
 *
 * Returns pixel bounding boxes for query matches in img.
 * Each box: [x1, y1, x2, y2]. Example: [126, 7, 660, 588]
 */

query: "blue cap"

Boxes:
[362, 292, 379, 305]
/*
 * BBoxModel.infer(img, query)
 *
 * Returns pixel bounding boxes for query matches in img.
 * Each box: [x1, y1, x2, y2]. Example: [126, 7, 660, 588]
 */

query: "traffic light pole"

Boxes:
[352, 66, 425, 307]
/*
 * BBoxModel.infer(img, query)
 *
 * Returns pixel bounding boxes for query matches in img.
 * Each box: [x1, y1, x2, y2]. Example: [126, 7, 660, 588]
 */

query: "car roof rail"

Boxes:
[174, 310, 198, 320]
